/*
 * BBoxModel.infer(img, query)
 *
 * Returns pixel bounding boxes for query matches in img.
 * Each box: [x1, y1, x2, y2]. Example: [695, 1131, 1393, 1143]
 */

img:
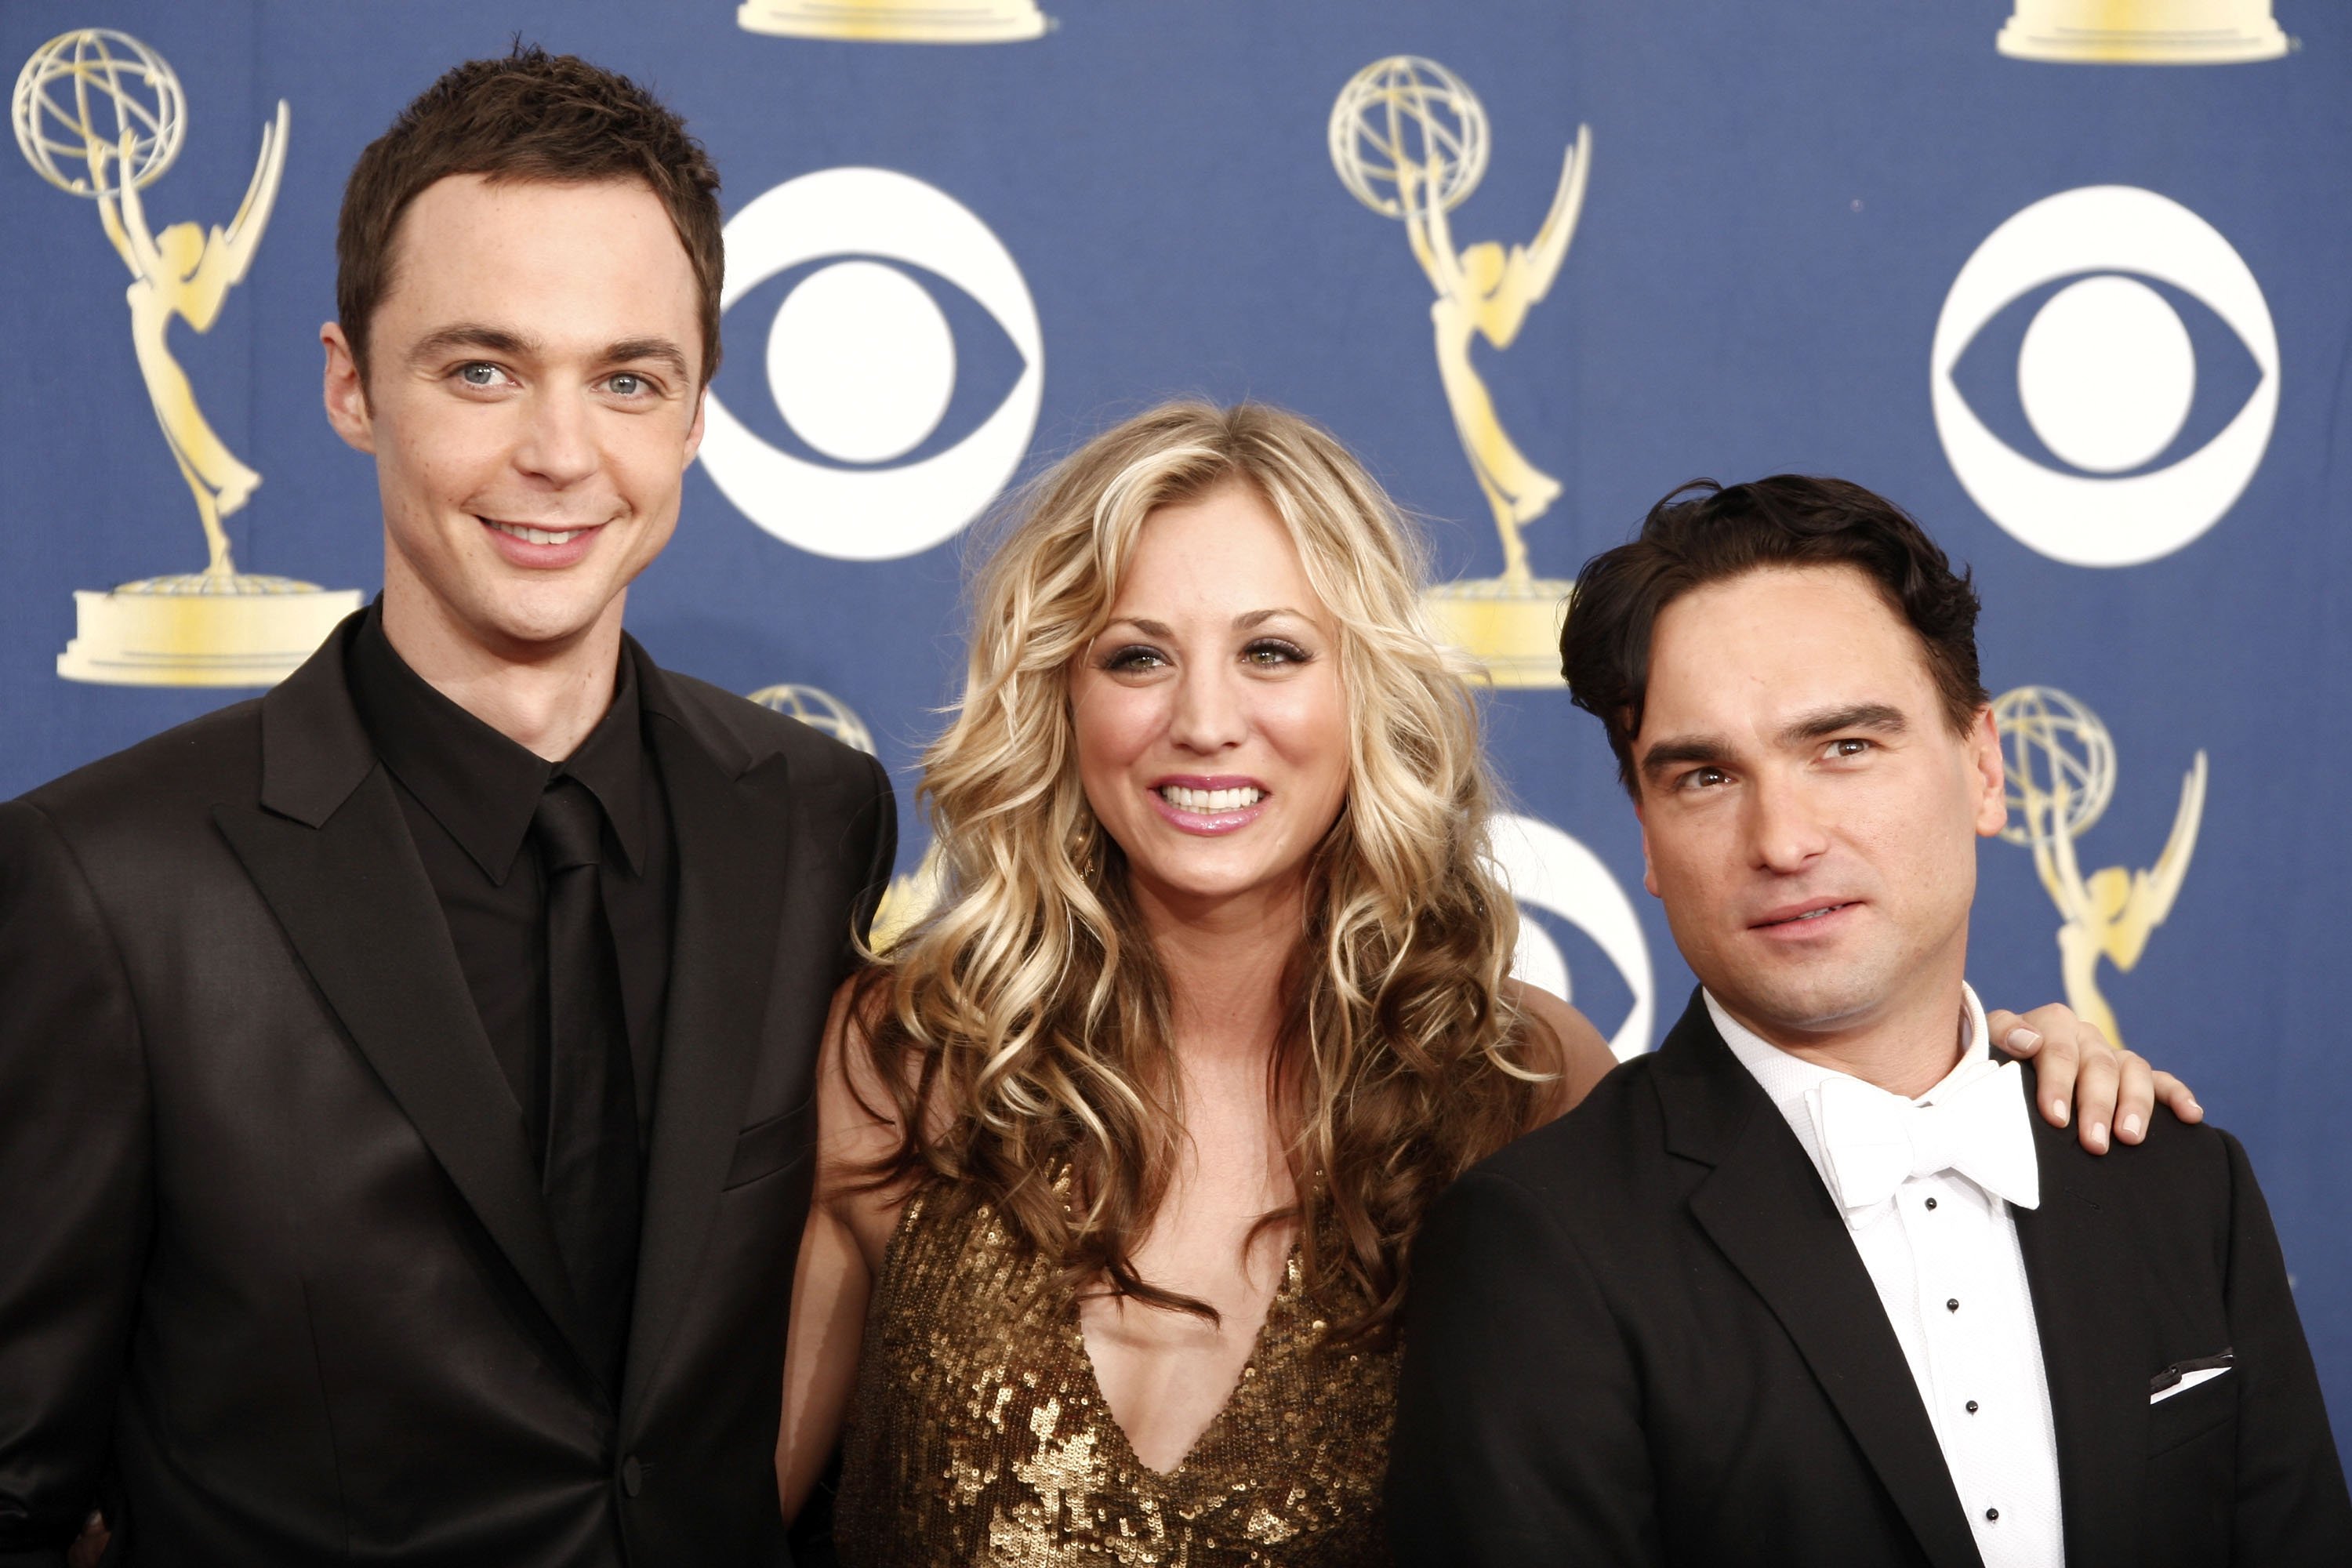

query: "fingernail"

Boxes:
[2050, 1099, 2070, 1127]
[2121, 1113, 2143, 1140]
[2090, 1121, 2109, 1149]
[2008, 1027, 2043, 1053]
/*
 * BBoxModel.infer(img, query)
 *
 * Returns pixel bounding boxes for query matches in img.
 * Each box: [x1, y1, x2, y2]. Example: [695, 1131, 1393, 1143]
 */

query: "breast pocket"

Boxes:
[722, 1097, 816, 1191]
[2144, 1358, 2238, 1565]
[2148, 1354, 2238, 1458]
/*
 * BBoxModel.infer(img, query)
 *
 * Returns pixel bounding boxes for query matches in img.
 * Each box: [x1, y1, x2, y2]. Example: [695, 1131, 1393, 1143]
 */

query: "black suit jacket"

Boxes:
[1387, 989, 2351, 1566]
[0, 618, 895, 1566]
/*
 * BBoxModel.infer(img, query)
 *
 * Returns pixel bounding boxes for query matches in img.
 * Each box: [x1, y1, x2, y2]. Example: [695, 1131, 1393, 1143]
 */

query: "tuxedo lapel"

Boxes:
[214, 631, 594, 1381]
[1661, 996, 1985, 1568]
[2009, 1091, 2146, 1564]
[620, 688, 797, 1425]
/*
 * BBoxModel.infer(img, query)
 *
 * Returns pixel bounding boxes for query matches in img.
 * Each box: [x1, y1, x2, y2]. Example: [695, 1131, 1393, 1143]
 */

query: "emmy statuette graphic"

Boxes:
[1994, 686, 2208, 1052]
[738, 0, 1050, 43]
[1998, 0, 2288, 64]
[1331, 56, 1590, 687]
[13, 30, 361, 687]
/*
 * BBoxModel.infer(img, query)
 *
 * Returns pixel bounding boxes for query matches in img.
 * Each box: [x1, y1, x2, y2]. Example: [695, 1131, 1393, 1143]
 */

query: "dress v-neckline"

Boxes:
[1069, 1243, 1303, 1482]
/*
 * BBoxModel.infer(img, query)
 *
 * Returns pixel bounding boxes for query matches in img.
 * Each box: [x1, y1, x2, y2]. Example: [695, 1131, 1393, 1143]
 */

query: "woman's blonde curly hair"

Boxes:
[857, 399, 1553, 1345]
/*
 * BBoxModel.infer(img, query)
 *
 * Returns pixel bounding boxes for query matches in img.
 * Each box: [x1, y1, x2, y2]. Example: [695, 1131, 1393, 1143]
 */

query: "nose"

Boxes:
[1166, 661, 1247, 755]
[1745, 767, 1832, 875]
[512, 383, 599, 488]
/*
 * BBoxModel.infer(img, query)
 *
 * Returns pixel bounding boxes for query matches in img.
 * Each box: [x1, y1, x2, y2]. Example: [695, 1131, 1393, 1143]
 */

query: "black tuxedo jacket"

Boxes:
[0, 619, 895, 1566]
[1387, 989, 2350, 1566]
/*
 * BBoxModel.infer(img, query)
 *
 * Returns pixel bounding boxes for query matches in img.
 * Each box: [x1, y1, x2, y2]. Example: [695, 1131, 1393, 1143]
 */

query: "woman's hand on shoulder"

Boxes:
[1986, 1000, 2203, 1153]
[1501, 979, 1616, 1128]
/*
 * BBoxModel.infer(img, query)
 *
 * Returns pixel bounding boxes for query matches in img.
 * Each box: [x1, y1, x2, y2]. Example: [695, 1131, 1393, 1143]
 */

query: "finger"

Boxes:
[2002, 1009, 2072, 1129]
[1987, 1009, 2042, 1057]
[2153, 1069, 2204, 1125]
[2068, 1021, 2120, 1153]
[2112, 1050, 2157, 1144]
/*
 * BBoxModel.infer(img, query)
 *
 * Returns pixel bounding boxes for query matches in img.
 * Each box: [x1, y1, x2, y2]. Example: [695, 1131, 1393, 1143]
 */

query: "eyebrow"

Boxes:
[1637, 702, 1910, 786]
[406, 325, 691, 382]
[1780, 702, 1908, 746]
[408, 323, 536, 368]
[601, 336, 693, 381]
[1105, 608, 1311, 639]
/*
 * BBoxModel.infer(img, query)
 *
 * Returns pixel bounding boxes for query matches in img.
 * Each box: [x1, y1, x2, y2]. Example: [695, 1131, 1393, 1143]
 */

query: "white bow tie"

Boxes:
[1805, 1061, 2041, 1220]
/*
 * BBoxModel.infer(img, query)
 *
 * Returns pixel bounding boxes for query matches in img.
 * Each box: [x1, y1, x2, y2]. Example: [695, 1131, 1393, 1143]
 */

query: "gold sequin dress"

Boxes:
[834, 1189, 1397, 1566]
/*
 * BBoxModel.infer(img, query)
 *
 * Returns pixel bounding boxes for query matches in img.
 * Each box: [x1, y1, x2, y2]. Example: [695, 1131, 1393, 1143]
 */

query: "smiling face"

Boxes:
[1071, 479, 1352, 931]
[321, 175, 706, 662]
[1632, 564, 2006, 1050]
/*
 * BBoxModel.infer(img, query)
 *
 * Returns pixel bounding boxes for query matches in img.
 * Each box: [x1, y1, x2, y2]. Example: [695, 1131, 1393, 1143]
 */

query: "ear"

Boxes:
[321, 323, 375, 454]
[1966, 704, 2007, 840]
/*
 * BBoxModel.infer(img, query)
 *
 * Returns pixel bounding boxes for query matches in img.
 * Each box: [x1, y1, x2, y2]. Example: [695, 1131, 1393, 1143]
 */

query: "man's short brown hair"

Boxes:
[1559, 475, 1989, 794]
[336, 43, 723, 385]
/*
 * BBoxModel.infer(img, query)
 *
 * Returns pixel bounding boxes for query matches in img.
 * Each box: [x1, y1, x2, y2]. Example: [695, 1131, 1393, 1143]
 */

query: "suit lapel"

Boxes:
[2009, 1090, 2145, 1564]
[620, 694, 797, 1425]
[1662, 995, 1985, 1568]
[214, 631, 594, 1380]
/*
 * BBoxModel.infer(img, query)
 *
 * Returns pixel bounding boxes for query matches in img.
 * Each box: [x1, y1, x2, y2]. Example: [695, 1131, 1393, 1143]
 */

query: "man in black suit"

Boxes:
[1387, 477, 2350, 1566]
[0, 49, 893, 1565]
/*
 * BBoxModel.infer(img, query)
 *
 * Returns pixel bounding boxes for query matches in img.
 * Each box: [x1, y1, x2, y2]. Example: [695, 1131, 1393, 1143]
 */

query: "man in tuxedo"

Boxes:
[1386, 477, 2350, 1565]
[0, 48, 893, 1565]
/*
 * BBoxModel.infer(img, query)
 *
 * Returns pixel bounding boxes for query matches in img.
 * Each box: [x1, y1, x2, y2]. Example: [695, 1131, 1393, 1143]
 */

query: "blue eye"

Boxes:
[459, 361, 500, 387]
[1930, 185, 2278, 569]
[711, 256, 1025, 469]
[695, 167, 1046, 564]
[1947, 272, 2260, 481]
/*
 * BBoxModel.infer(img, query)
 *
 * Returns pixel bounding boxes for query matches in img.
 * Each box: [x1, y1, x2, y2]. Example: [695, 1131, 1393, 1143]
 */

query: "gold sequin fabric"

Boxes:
[834, 1189, 1396, 1566]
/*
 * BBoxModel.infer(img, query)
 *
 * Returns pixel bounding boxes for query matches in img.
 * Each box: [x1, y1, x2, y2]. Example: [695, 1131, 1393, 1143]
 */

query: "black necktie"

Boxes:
[532, 778, 641, 1394]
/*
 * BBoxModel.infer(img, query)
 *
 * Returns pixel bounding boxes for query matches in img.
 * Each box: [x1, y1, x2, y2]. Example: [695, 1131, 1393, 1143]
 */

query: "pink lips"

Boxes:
[1147, 775, 1270, 837]
[480, 516, 603, 569]
[1751, 898, 1860, 940]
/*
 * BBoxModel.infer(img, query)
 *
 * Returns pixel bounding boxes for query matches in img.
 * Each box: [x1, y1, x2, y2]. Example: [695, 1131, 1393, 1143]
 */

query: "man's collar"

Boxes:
[1707, 986, 1995, 1181]
[345, 604, 649, 881]
[1708, 988, 1990, 1105]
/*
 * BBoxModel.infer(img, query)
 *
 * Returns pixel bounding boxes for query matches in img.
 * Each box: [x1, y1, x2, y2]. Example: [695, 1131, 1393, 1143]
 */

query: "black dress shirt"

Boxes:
[347, 605, 676, 1151]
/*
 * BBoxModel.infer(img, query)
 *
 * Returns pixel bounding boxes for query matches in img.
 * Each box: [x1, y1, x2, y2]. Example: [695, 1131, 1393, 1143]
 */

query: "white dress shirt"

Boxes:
[1709, 986, 2066, 1568]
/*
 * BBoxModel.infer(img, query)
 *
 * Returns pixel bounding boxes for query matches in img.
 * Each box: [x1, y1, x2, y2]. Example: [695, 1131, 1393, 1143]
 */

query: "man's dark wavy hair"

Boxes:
[1559, 474, 1987, 794]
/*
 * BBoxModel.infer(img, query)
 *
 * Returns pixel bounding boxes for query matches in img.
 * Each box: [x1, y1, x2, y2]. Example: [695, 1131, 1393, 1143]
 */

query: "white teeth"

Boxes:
[489, 521, 576, 546]
[1160, 785, 1265, 813]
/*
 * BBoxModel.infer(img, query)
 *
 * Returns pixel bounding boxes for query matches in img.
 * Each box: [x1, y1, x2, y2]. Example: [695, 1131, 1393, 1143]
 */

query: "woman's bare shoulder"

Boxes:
[1501, 979, 1617, 1127]
[815, 971, 925, 1256]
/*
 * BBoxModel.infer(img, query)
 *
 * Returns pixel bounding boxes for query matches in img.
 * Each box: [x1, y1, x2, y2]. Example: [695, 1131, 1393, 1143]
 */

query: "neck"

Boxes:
[1131, 876, 1302, 1072]
[379, 561, 624, 763]
[1719, 963, 1971, 1099]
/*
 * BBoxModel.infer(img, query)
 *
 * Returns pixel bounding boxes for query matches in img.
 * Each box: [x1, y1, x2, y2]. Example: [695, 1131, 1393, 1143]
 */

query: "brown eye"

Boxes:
[1242, 637, 1310, 666]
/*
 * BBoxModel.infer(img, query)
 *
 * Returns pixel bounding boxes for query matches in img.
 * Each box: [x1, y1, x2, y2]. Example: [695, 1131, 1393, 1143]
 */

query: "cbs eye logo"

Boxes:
[698, 167, 1044, 561]
[1931, 185, 2277, 568]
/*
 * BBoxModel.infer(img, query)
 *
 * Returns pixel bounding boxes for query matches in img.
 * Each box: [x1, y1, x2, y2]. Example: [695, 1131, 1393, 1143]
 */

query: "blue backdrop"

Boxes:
[5, 0, 2348, 1461]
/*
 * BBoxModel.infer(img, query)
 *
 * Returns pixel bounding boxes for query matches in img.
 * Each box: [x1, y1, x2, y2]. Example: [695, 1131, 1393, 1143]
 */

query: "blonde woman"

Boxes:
[776, 401, 2190, 1565]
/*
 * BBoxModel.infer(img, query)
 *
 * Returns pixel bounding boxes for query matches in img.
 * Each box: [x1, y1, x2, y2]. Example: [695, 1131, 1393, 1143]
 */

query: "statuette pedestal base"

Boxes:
[59, 575, 363, 687]
[1422, 576, 1574, 690]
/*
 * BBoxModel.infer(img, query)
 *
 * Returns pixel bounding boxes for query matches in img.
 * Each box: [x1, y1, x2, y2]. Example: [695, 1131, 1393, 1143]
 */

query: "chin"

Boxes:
[1737, 967, 1893, 1034]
